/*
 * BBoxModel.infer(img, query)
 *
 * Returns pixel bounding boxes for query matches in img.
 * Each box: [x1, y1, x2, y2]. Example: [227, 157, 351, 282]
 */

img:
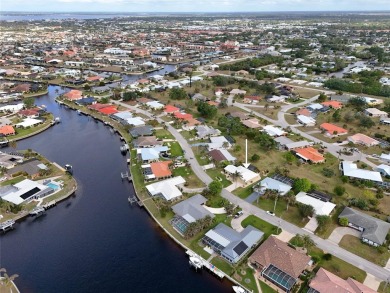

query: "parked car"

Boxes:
[266, 211, 275, 216]
[234, 211, 243, 219]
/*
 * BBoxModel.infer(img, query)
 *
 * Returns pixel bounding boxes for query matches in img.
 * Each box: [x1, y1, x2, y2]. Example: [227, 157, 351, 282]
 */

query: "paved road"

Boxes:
[115, 100, 390, 281]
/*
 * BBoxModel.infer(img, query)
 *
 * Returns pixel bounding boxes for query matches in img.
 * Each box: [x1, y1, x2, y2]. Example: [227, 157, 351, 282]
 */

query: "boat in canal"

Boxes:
[64, 164, 73, 174]
[29, 207, 46, 218]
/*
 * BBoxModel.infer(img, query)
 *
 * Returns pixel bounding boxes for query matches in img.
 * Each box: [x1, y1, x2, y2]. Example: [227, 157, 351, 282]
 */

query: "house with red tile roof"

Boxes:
[174, 112, 193, 120]
[0, 125, 15, 136]
[18, 109, 40, 119]
[149, 161, 172, 180]
[164, 105, 180, 114]
[98, 106, 118, 115]
[63, 89, 82, 101]
[308, 267, 376, 293]
[320, 123, 348, 137]
[86, 76, 104, 82]
[296, 108, 312, 117]
[295, 147, 325, 163]
[243, 95, 261, 104]
[321, 101, 342, 109]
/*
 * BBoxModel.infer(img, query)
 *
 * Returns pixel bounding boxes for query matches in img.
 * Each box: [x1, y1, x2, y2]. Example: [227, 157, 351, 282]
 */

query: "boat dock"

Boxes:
[42, 200, 57, 210]
[128, 196, 144, 207]
[186, 250, 225, 279]
[29, 206, 46, 217]
[0, 219, 15, 233]
[121, 171, 132, 182]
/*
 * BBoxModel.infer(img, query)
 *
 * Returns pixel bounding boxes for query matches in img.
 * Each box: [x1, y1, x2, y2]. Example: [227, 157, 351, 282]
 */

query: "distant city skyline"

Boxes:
[2, 0, 390, 13]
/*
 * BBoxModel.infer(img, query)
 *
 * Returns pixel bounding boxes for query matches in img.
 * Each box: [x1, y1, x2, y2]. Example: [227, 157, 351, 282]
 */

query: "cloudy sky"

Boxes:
[2, 0, 389, 12]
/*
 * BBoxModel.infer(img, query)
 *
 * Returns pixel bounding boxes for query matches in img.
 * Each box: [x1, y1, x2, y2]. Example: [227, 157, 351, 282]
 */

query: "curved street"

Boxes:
[115, 100, 390, 281]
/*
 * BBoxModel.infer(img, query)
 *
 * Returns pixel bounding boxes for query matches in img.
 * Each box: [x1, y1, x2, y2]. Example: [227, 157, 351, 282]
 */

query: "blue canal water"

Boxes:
[0, 86, 232, 292]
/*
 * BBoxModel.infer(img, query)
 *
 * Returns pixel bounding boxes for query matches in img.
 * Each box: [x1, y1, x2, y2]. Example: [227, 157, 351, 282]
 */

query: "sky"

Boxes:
[1, 0, 389, 12]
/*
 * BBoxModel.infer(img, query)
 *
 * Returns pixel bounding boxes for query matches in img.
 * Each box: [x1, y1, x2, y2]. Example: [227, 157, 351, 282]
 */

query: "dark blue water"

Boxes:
[0, 86, 231, 292]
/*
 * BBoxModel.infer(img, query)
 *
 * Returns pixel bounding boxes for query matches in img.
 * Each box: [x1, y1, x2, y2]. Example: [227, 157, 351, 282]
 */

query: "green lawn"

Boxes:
[308, 246, 366, 282]
[0, 175, 24, 186]
[206, 168, 232, 188]
[172, 166, 205, 188]
[154, 128, 174, 139]
[234, 267, 259, 293]
[339, 235, 390, 267]
[260, 281, 277, 293]
[168, 141, 184, 157]
[234, 182, 257, 199]
[378, 281, 390, 293]
[254, 197, 309, 228]
[241, 215, 279, 239]
[206, 195, 229, 208]
[211, 257, 234, 275]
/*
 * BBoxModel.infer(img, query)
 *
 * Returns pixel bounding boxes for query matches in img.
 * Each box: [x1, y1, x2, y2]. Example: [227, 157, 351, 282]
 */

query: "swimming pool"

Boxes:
[46, 182, 60, 190]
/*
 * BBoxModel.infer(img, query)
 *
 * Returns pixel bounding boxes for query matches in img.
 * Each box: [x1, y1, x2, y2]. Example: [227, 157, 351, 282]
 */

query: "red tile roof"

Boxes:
[174, 112, 193, 120]
[98, 106, 118, 115]
[320, 123, 348, 135]
[150, 161, 172, 178]
[64, 90, 82, 100]
[321, 101, 342, 109]
[295, 147, 325, 163]
[0, 125, 15, 136]
[296, 108, 311, 117]
[164, 105, 180, 113]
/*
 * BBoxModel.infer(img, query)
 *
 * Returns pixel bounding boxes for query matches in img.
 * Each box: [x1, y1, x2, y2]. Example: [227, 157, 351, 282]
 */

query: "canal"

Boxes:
[0, 85, 231, 293]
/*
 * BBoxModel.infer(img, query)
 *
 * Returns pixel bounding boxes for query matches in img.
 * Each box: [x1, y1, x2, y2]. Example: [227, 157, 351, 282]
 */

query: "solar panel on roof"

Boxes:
[233, 241, 248, 256]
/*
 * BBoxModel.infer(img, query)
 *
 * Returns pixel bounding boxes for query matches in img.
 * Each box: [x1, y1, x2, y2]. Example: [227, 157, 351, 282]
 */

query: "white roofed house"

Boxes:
[364, 108, 388, 118]
[295, 192, 336, 216]
[376, 164, 390, 177]
[0, 179, 53, 205]
[145, 176, 186, 201]
[208, 136, 232, 151]
[340, 161, 382, 182]
[196, 125, 221, 139]
[263, 125, 287, 137]
[224, 165, 261, 188]
[297, 115, 315, 126]
[253, 177, 292, 196]
[146, 100, 164, 110]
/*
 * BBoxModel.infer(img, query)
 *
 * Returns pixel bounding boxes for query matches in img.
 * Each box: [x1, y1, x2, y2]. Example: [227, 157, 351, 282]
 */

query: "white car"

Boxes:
[266, 211, 275, 216]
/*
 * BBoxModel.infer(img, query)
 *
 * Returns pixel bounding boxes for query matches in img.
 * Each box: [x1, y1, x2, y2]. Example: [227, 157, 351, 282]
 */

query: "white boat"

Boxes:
[77, 110, 82, 115]
[232, 286, 250, 293]
[189, 256, 203, 270]
[29, 207, 46, 217]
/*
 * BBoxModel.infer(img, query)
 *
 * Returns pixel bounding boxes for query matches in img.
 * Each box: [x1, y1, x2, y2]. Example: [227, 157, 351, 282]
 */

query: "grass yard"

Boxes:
[211, 257, 234, 275]
[284, 113, 299, 125]
[206, 168, 232, 188]
[233, 267, 259, 293]
[308, 246, 366, 282]
[154, 128, 174, 139]
[378, 281, 390, 293]
[0, 175, 24, 186]
[254, 197, 309, 227]
[293, 87, 320, 99]
[234, 182, 257, 199]
[247, 106, 279, 120]
[339, 235, 390, 267]
[260, 281, 277, 293]
[172, 166, 205, 188]
[241, 215, 280, 239]
[167, 141, 184, 157]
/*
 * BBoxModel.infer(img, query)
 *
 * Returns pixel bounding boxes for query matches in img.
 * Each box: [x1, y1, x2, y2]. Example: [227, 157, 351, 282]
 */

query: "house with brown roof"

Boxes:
[249, 236, 311, 292]
[142, 161, 172, 181]
[63, 89, 82, 101]
[348, 133, 379, 147]
[134, 136, 163, 148]
[294, 147, 325, 164]
[296, 108, 312, 117]
[308, 267, 376, 293]
[0, 125, 15, 136]
[319, 123, 348, 137]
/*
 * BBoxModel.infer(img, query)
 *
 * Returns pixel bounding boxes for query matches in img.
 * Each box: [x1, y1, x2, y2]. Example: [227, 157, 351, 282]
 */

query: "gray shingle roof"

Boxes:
[172, 194, 214, 223]
[339, 207, 390, 245]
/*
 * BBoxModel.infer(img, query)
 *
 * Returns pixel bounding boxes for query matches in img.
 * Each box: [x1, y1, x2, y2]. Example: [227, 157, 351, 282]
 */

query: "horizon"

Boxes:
[2, 0, 390, 13]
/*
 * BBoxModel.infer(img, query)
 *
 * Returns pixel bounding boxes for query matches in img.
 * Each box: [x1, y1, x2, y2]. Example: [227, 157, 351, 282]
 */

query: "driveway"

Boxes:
[363, 273, 382, 291]
[304, 217, 318, 233]
[231, 211, 250, 232]
[328, 227, 361, 244]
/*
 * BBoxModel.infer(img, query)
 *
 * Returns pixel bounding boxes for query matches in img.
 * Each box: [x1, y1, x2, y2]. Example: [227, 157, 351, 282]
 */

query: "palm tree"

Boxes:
[232, 170, 241, 188]
[0, 268, 19, 293]
[302, 234, 315, 249]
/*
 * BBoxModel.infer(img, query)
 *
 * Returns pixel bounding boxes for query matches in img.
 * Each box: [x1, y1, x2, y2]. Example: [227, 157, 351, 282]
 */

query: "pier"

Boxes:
[42, 200, 57, 210]
[186, 250, 225, 279]
[121, 171, 132, 182]
[0, 219, 15, 233]
[29, 207, 46, 217]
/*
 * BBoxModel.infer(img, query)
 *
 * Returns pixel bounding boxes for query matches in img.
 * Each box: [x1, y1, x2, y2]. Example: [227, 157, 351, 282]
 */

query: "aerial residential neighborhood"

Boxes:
[1, 5, 390, 293]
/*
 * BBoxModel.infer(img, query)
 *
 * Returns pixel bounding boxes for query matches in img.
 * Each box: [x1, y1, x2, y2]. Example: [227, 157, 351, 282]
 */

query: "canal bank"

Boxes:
[1, 85, 232, 293]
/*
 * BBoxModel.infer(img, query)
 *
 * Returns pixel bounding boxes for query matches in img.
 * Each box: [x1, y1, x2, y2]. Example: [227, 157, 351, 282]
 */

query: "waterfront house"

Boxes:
[249, 236, 311, 293]
[7, 159, 47, 179]
[308, 267, 376, 293]
[0, 152, 23, 169]
[18, 109, 40, 119]
[171, 194, 215, 235]
[145, 176, 186, 201]
[138, 146, 169, 163]
[202, 223, 263, 264]
[63, 89, 82, 101]
[15, 118, 43, 128]
[134, 136, 162, 148]
[338, 207, 390, 247]
[0, 125, 15, 136]
[142, 161, 172, 181]
[129, 125, 154, 138]
[75, 97, 96, 106]
[0, 179, 53, 205]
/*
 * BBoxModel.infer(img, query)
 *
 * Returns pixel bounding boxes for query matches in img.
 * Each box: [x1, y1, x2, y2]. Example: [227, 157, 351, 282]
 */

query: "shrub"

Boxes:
[322, 253, 332, 261]
[339, 217, 349, 226]
[333, 185, 345, 196]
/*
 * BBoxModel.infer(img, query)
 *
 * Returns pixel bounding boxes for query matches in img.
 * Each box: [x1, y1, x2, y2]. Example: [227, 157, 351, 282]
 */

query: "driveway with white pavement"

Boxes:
[113, 100, 390, 281]
[327, 227, 362, 244]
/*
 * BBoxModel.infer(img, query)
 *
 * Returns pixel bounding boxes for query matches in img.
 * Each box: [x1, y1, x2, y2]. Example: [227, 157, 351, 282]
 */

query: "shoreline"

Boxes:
[60, 98, 250, 291]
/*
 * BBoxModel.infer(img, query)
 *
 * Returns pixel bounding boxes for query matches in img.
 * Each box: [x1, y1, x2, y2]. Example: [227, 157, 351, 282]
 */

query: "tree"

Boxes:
[250, 154, 260, 162]
[123, 91, 141, 101]
[23, 97, 35, 109]
[359, 116, 375, 128]
[332, 109, 341, 122]
[283, 152, 296, 165]
[297, 203, 315, 218]
[317, 92, 327, 102]
[339, 217, 349, 226]
[169, 87, 187, 100]
[301, 234, 315, 248]
[316, 215, 331, 234]
[293, 178, 311, 193]
[333, 185, 345, 196]
[0, 268, 19, 293]
[208, 180, 223, 196]
[197, 101, 217, 119]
